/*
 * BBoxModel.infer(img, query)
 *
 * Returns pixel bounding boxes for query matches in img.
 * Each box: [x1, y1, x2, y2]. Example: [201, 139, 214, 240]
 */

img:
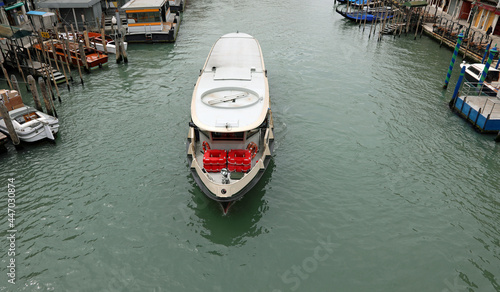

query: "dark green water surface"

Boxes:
[1, 0, 500, 291]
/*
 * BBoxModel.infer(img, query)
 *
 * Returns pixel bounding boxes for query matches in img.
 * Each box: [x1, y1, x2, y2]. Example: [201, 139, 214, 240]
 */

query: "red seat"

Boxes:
[203, 149, 227, 172]
[228, 149, 251, 172]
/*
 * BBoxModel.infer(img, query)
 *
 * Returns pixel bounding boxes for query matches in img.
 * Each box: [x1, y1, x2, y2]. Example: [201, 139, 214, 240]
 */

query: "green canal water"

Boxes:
[2, 0, 500, 291]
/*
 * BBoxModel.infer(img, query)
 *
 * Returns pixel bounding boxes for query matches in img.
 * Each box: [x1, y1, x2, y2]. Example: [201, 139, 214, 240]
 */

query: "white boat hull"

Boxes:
[0, 107, 59, 142]
[94, 41, 128, 54]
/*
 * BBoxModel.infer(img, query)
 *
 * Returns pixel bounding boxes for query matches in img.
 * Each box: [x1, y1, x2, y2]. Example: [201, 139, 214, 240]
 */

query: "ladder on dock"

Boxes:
[26, 60, 66, 84]
[382, 23, 406, 34]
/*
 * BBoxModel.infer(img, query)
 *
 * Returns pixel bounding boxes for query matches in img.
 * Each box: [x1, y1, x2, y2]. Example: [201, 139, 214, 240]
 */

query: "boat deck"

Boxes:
[461, 96, 500, 119]
[193, 130, 265, 185]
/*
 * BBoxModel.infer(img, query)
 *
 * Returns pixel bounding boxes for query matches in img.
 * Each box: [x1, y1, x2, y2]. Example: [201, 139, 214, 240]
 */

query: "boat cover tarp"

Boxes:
[404, 1, 428, 7]
[0, 24, 32, 39]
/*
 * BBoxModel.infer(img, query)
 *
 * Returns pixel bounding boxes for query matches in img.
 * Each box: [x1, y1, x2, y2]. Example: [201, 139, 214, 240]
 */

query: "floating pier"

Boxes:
[450, 82, 500, 134]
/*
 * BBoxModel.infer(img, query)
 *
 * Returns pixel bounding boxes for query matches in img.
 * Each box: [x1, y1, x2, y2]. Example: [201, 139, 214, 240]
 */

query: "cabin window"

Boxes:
[127, 12, 161, 23]
[212, 132, 244, 141]
[469, 67, 481, 76]
[246, 129, 259, 139]
[486, 71, 499, 83]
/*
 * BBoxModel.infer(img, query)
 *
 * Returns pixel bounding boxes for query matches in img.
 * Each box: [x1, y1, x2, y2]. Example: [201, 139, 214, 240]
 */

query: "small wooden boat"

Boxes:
[33, 39, 108, 70]
[187, 32, 274, 213]
[0, 89, 59, 142]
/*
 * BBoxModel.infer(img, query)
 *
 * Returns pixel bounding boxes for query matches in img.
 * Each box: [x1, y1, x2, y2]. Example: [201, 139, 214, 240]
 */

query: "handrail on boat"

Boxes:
[481, 98, 500, 117]
[461, 81, 492, 97]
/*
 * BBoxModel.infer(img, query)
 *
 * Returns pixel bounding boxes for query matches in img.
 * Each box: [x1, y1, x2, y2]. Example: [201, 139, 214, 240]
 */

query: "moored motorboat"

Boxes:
[0, 89, 59, 142]
[187, 32, 274, 212]
[33, 39, 108, 70]
[460, 62, 500, 96]
[122, 0, 180, 43]
[60, 32, 128, 54]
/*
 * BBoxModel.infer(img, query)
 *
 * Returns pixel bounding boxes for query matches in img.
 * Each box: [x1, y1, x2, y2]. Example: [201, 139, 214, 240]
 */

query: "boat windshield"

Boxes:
[469, 66, 481, 77]
[127, 12, 161, 24]
[212, 132, 244, 141]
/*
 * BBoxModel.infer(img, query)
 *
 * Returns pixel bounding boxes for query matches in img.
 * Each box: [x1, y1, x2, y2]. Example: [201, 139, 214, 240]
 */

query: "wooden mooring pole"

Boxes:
[54, 25, 73, 79]
[28, 75, 43, 112]
[38, 76, 56, 117]
[0, 97, 20, 147]
[10, 75, 21, 98]
[1, 63, 13, 90]
[70, 24, 85, 84]
[58, 54, 70, 91]
[120, 36, 128, 64]
[78, 42, 89, 72]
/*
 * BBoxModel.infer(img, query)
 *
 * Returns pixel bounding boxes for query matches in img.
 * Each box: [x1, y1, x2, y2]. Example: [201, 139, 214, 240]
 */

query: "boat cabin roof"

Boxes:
[122, 0, 166, 10]
[191, 33, 269, 133]
[466, 63, 500, 83]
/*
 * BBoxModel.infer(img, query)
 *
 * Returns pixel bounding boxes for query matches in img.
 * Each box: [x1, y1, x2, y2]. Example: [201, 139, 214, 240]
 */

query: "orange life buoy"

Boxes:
[202, 141, 211, 152]
[246, 142, 258, 159]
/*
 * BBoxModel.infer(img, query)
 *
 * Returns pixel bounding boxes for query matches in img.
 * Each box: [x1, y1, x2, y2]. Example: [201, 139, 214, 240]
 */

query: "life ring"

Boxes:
[247, 142, 258, 159]
[202, 141, 211, 152]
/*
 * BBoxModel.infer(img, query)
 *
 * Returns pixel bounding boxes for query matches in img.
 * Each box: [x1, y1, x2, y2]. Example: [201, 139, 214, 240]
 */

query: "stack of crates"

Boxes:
[228, 149, 251, 172]
[203, 149, 227, 172]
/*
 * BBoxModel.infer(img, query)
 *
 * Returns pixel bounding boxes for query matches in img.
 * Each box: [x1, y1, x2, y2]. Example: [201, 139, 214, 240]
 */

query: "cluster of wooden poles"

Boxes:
[2, 16, 127, 102]
[0, 74, 58, 148]
[339, 0, 432, 42]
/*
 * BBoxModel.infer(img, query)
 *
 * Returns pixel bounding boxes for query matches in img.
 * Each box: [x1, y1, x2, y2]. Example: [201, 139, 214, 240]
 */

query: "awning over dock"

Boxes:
[27, 11, 56, 17]
[4, 2, 25, 11]
[36, 0, 101, 9]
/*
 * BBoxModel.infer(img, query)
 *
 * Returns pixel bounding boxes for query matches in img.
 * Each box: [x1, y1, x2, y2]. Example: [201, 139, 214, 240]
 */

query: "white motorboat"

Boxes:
[59, 32, 127, 55]
[0, 90, 59, 142]
[460, 62, 500, 96]
[187, 32, 274, 212]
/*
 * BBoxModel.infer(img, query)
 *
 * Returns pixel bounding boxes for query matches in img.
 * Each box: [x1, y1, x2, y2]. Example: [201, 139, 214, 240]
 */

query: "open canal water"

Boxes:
[1, 0, 500, 291]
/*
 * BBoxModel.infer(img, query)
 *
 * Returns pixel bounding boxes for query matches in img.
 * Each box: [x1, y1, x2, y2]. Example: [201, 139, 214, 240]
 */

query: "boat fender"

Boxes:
[202, 141, 211, 152]
[247, 142, 258, 159]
